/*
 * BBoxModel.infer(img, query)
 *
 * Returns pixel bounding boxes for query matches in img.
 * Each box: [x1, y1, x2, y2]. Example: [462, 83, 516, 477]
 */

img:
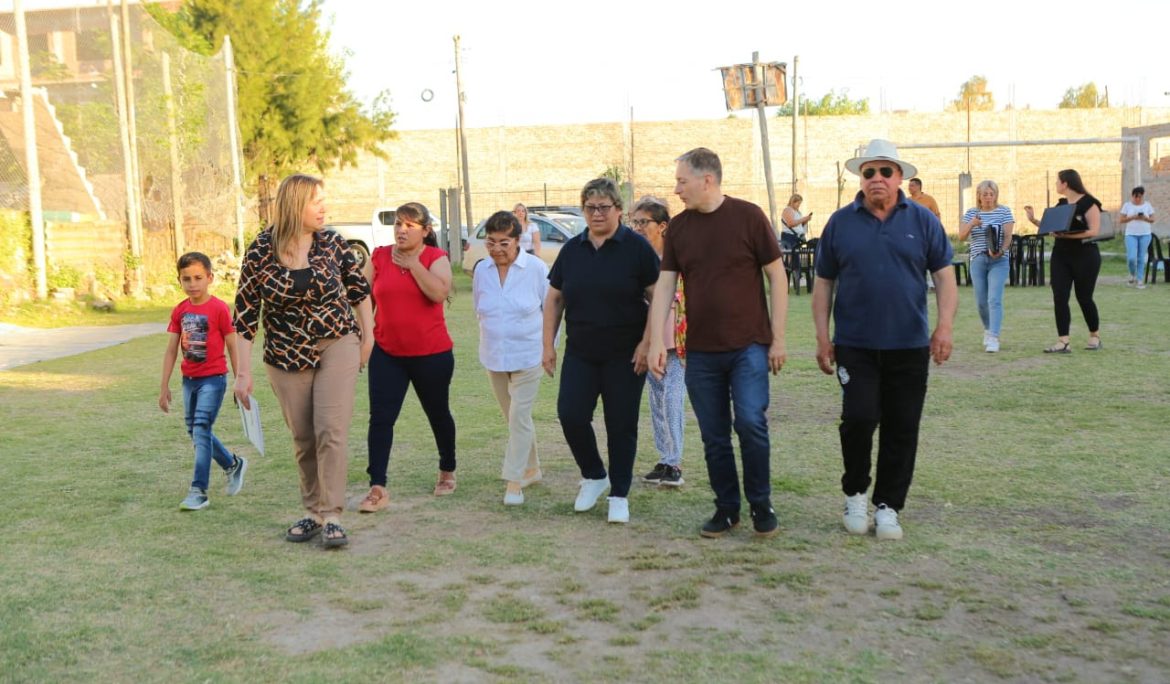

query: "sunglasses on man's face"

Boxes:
[862, 166, 896, 180]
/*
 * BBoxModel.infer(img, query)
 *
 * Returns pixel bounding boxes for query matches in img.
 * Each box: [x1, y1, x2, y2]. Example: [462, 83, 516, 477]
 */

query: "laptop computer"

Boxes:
[1037, 204, 1076, 235]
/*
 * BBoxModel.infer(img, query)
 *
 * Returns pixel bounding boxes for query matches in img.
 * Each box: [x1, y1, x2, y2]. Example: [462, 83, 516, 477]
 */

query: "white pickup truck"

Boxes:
[327, 209, 397, 269]
[328, 208, 464, 268]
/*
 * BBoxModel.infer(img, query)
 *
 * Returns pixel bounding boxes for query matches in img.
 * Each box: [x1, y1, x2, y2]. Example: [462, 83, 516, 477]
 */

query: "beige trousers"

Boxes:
[266, 334, 360, 521]
[488, 365, 543, 482]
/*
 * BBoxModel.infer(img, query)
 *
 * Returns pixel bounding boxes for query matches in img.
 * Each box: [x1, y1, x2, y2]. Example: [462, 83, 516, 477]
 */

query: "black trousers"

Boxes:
[557, 352, 646, 498]
[366, 346, 457, 485]
[834, 346, 930, 511]
[1049, 243, 1100, 337]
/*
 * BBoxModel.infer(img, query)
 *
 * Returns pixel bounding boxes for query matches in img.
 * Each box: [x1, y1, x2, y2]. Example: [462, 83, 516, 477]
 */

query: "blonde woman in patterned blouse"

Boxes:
[233, 174, 373, 549]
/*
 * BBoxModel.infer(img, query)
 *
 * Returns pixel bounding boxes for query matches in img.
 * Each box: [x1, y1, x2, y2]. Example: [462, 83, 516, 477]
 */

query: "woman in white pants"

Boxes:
[473, 210, 549, 505]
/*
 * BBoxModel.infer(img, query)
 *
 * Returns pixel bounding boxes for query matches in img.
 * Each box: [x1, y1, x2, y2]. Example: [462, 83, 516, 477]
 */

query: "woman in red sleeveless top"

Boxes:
[359, 202, 457, 512]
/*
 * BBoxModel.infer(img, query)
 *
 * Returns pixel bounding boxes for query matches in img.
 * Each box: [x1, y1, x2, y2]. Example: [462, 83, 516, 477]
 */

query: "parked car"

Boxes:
[328, 208, 466, 269]
[462, 214, 582, 273]
[326, 209, 396, 269]
[538, 212, 587, 236]
[529, 205, 583, 218]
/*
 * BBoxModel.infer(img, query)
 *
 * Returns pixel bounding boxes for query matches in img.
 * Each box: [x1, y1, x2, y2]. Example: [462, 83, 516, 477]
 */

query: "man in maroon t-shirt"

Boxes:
[648, 147, 788, 539]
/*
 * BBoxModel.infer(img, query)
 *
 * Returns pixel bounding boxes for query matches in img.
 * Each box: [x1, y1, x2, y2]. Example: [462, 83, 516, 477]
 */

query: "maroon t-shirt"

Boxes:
[661, 196, 781, 353]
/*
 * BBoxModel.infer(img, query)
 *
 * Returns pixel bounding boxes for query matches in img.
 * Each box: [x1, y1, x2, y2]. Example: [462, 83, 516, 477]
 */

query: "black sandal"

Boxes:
[322, 522, 349, 549]
[285, 517, 322, 543]
[1043, 341, 1071, 354]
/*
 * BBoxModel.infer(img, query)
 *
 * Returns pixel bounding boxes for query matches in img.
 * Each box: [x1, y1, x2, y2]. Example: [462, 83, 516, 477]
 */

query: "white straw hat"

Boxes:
[845, 139, 917, 179]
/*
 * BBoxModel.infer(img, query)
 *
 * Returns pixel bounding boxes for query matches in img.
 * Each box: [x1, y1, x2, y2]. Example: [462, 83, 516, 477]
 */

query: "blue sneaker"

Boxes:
[225, 455, 248, 496]
[180, 487, 209, 511]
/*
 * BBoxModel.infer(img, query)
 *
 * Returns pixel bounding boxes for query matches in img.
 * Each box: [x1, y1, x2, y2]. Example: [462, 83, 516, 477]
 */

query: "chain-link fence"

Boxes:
[0, 2, 242, 301]
[471, 171, 1127, 242]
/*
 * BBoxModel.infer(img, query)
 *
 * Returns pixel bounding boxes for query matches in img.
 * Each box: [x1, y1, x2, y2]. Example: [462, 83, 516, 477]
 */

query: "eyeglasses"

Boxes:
[485, 239, 515, 251]
[629, 218, 656, 228]
[861, 166, 896, 180]
[583, 204, 615, 215]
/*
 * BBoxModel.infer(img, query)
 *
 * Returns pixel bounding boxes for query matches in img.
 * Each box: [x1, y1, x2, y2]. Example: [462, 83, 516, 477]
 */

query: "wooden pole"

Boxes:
[223, 36, 247, 254]
[162, 51, 184, 259]
[791, 54, 799, 196]
[753, 51, 778, 231]
[108, 10, 143, 293]
[454, 36, 473, 231]
[13, 0, 47, 300]
[120, 0, 145, 268]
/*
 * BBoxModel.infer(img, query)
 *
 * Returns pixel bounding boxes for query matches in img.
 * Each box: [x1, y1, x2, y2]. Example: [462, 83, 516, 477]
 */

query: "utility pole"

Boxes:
[14, 0, 46, 300]
[162, 51, 184, 260]
[791, 54, 798, 196]
[453, 36, 473, 232]
[223, 36, 246, 254]
[119, 0, 144, 273]
[752, 51, 778, 231]
[108, 10, 143, 294]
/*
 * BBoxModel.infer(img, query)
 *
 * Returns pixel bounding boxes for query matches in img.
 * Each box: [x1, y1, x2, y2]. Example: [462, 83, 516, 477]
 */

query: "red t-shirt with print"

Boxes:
[168, 296, 232, 378]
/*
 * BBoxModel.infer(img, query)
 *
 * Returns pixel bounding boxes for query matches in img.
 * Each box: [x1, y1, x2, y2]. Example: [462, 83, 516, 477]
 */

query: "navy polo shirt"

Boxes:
[549, 225, 660, 361]
[815, 190, 952, 349]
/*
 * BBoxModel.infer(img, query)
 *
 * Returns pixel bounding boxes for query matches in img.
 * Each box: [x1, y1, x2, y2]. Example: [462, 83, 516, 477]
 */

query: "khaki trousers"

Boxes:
[266, 334, 360, 520]
[488, 365, 543, 482]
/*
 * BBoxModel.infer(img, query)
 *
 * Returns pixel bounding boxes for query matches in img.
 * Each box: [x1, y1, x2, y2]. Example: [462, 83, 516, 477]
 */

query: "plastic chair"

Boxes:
[1145, 237, 1170, 284]
[952, 260, 970, 286]
[787, 246, 815, 295]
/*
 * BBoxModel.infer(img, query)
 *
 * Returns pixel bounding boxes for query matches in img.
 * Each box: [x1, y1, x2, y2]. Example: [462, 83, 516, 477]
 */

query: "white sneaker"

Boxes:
[574, 477, 610, 512]
[1137, 283, 1147, 290]
[985, 335, 1000, 353]
[982, 330, 991, 348]
[503, 488, 524, 506]
[843, 493, 869, 535]
[607, 496, 629, 524]
[874, 504, 903, 540]
[1127, 276, 1136, 285]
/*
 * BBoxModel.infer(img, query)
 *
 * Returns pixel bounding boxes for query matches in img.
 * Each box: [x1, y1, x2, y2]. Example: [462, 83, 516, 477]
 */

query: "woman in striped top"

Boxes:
[959, 180, 1014, 353]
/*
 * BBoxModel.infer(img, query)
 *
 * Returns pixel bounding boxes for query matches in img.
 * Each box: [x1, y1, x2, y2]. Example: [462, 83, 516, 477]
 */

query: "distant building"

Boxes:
[0, 0, 180, 105]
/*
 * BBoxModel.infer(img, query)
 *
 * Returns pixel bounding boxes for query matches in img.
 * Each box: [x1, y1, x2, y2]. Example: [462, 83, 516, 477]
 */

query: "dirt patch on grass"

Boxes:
[248, 486, 1170, 682]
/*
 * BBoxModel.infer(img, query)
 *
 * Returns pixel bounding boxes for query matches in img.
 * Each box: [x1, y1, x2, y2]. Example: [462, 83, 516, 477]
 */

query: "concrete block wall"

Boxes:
[323, 107, 1170, 237]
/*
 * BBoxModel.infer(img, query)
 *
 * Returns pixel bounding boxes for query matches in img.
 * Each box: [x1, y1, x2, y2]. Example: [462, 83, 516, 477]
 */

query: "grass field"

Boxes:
[2, 258, 1168, 683]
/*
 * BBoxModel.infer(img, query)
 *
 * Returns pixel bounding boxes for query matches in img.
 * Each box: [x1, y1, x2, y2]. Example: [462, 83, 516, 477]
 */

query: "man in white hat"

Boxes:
[811, 139, 957, 540]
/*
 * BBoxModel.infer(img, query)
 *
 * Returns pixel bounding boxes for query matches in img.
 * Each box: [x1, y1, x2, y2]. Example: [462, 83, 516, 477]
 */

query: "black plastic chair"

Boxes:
[1011, 235, 1044, 286]
[787, 246, 815, 295]
[952, 259, 970, 286]
[1145, 237, 1170, 284]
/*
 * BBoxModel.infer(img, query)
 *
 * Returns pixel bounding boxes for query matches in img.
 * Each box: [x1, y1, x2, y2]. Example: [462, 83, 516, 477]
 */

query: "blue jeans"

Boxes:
[1126, 233, 1152, 280]
[969, 254, 1009, 336]
[684, 343, 772, 511]
[647, 351, 685, 467]
[182, 373, 235, 491]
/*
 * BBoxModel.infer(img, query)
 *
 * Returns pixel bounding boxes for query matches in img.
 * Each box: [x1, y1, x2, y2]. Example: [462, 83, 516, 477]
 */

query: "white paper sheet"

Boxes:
[237, 395, 265, 456]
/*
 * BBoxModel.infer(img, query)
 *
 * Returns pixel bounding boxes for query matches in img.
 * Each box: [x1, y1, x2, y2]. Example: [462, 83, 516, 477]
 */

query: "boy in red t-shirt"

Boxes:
[159, 252, 247, 510]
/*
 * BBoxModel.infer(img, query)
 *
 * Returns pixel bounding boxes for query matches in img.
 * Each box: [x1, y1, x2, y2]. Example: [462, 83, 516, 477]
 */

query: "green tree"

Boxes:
[1059, 82, 1109, 109]
[776, 89, 869, 116]
[950, 75, 995, 111]
[150, 0, 395, 182]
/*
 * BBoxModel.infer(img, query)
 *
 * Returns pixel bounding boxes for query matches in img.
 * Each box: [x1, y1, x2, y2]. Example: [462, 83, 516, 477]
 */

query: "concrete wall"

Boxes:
[324, 107, 1170, 237]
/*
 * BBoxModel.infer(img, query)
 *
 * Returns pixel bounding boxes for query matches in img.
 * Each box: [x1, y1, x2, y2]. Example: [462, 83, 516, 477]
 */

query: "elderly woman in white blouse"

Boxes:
[473, 210, 550, 505]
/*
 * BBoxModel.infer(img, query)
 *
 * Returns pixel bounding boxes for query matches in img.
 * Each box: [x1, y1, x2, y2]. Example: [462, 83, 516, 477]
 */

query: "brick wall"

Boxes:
[324, 107, 1170, 237]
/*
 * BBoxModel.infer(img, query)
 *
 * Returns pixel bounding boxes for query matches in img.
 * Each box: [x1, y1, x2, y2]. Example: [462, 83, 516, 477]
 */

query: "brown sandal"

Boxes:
[433, 470, 457, 497]
[358, 485, 389, 513]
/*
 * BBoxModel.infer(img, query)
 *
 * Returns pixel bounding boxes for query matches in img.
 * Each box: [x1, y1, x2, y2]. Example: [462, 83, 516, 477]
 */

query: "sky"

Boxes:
[319, 0, 1170, 130]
